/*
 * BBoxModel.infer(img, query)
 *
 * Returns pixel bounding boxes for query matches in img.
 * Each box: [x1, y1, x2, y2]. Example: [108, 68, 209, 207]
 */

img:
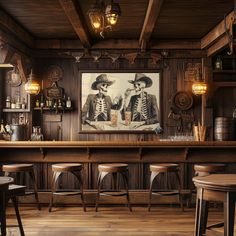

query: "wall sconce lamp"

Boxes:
[24, 70, 40, 95]
[87, 0, 121, 37]
[192, 68, 207, 95]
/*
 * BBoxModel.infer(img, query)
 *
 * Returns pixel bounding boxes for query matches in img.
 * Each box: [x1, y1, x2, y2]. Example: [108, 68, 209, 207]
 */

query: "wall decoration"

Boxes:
[184, 63, 201, 82]
[79, 71, 162, 133]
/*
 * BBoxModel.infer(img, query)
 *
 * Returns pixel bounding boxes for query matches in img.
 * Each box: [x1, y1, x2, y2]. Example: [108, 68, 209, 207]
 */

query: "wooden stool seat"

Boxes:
[49, 163, 86, 212]
[98, 163, 128, 173]
[150, 163, 179, 172]
[2, 163, 40, 210]
[96, 163, 131, 212]
[52, 163, 82, 172]
[148, 163, 184, 211]
[193, 174, 236, 236]
[194, 164, 226, 176]
[3, 164, 34, 172]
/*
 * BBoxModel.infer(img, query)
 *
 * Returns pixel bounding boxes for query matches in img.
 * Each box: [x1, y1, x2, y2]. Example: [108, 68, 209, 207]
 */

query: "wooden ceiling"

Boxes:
[0, 0, 234, 52]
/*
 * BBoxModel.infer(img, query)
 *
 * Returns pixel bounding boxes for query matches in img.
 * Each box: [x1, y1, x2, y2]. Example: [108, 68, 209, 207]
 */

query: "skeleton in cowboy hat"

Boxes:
[121, 73, 159, 125]
[82, 74, 122, 124]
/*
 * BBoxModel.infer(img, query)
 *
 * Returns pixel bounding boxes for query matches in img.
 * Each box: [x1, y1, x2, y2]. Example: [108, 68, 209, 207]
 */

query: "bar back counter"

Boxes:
[0, 141, 235, 205]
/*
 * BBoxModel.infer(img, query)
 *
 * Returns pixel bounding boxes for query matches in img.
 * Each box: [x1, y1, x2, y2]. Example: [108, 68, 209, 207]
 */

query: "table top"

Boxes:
[0, 177, 14, 189]
[193, 174, 236, 191]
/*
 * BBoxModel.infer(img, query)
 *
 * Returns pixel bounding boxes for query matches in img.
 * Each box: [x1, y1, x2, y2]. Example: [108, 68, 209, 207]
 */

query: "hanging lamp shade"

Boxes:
[24, 70, 40, 95]
[105, 0, 121, 26]
[87, 2, 104, 30]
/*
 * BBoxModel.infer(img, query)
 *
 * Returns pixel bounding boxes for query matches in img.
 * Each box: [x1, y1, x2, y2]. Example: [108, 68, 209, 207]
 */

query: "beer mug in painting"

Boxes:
[125, 111, 131, 126]
[111, 109, 118, 127]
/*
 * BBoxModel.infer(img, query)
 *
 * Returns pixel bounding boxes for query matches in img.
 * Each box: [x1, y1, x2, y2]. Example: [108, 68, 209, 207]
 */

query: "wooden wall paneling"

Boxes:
[0, 70, 3, 121]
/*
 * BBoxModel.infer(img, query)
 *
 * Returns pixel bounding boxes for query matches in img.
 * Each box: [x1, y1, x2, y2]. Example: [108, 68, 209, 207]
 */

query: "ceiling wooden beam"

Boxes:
[0, 8, 35, 48]
[201, 11, 234, 49]
[207, 34, 229, 57]
[59, 0, 91, 49]
[139, 0, 164, 51]
[0, 29, 31, 56]
[35, 39, 200, 50]
[0, 45, 14, 64]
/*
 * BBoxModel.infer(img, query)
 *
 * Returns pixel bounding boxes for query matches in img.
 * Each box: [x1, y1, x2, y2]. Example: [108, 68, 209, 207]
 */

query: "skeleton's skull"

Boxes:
[134, 81, 146, 95]
[97, 83, 108, 95]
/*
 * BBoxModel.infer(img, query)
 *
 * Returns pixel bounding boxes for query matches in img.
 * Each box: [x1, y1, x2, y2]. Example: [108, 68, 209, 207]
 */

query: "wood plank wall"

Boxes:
[32, 56, 203, 142]
[1, 54, 221, 192]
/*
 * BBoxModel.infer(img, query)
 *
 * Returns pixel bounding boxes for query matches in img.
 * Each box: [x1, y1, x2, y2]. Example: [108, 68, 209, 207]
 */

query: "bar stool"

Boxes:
[194, 164, 226, 177]
[49, 163, 86, 212]
[95, 163, 132, 212]
[2, 164, 41, 210]
[148, 163, 184, 211]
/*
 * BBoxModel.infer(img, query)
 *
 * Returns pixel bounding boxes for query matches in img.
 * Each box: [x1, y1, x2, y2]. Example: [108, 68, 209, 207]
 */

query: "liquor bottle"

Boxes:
[11, 98, 16, 109]
[40, 94, 44, 108]
[35, 99, 40, 107]
[58, 99, 62, 108]
[5, 96, 11, 108]
[233, 108, 236, 119]
[66, 96, 71, 108]
[22, 98, 27, 110]
[15, 96, 21, 109]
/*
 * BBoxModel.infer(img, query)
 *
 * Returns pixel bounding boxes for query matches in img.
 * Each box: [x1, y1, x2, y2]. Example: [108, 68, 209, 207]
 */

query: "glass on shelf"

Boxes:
[31, 126, 44, 141]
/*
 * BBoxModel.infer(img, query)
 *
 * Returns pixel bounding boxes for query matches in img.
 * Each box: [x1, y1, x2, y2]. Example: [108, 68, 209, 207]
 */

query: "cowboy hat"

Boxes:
[128, 73, 153, 88]
[91, 74, 114, 90]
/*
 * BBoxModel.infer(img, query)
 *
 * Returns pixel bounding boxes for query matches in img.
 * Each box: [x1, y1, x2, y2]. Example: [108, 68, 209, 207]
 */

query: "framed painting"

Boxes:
[78, 70, 162, 133]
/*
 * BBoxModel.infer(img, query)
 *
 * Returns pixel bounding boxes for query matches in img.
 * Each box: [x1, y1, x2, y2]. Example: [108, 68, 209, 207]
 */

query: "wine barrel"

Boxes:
[214, 117, 235, 141]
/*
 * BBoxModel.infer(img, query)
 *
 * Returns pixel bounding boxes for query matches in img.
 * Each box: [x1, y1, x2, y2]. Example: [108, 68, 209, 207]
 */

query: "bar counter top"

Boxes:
[0, 140, 236, 148]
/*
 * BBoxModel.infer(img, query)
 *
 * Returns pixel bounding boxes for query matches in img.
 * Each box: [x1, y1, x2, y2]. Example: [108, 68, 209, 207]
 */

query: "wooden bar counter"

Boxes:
[0, 141, 235, 204]
[0, 141, 235, 163]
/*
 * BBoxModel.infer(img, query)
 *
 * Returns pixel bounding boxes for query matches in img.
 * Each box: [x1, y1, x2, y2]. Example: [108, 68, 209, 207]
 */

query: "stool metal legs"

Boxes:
[148, 171, 183, 212]
[49, 170, 86, 212]
[95, 170, 132, 212]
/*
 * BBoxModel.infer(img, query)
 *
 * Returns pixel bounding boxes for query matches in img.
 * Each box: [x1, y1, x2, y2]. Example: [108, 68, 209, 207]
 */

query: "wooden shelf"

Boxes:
[3, 108, 30, 113]
[213, 82, 236, 87]
[213, 70, 236, 74]
[34, 107, 73, 112]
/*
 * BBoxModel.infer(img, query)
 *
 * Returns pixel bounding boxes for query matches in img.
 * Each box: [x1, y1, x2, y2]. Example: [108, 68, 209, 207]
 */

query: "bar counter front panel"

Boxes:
[0, 141, 235, 163]
[0, 141, 235, 197]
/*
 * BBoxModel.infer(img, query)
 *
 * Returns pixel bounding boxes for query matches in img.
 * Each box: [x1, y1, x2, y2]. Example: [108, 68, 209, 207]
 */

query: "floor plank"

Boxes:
[6, 205, 228, 235]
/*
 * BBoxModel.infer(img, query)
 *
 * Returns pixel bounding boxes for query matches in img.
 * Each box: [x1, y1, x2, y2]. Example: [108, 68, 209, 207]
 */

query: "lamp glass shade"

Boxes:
[24, 71, 40, 95]
[192, 81, 207, 95]
[87, 2, 104, 30]
[105, 2, 121, 25]
[89, 13, 103, 29]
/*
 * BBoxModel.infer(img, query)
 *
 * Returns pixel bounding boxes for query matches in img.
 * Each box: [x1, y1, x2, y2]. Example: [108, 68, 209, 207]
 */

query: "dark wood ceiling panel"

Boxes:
[0, 0, 77, 38]
[153, 0, 233, 39]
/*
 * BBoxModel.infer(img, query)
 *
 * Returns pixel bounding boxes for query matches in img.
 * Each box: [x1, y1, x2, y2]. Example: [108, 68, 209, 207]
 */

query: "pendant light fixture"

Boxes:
[24, 70, 40, 95]
[88, 0, 121, 37]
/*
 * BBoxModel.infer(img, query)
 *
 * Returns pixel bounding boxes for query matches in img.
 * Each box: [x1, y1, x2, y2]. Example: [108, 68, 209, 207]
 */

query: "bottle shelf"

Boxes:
[3, 108, 30, 113]
[34, 107, 73, 112]
[213, 70, 236, 74]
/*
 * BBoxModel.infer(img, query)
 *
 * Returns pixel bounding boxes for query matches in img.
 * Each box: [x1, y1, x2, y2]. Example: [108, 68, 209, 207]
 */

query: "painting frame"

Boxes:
[78, 70, 162, 133]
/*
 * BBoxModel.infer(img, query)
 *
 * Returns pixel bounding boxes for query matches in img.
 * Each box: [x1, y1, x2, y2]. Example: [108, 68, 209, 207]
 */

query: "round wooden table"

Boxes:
[0, 177, 14, 236]
[193, 174, 236, 236]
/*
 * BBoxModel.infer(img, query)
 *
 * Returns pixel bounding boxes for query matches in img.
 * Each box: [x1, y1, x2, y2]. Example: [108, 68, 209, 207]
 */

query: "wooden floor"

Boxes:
[6, 205, 229, 236]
